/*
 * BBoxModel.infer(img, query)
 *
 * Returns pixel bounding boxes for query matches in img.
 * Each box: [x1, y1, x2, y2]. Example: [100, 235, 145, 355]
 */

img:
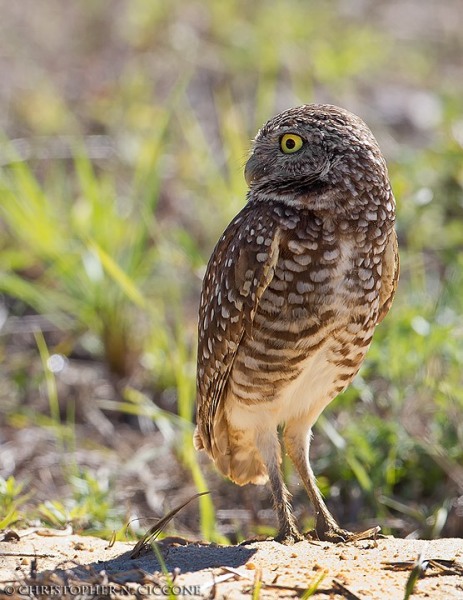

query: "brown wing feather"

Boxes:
[195, 203, 280, 455]
[377, 228, 399, 324]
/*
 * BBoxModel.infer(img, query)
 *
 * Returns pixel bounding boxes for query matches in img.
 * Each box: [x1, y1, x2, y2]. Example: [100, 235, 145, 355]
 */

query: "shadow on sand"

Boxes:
[69, 541, 257, 581]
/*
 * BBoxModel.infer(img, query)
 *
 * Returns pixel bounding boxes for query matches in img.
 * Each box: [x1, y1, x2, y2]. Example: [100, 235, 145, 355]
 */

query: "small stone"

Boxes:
[73, 542, 86, 551]
[3, 530, 20, 542]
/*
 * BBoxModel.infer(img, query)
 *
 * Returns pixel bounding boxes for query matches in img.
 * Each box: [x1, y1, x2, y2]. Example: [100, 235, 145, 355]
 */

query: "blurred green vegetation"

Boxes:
[0, 1, 462, 541]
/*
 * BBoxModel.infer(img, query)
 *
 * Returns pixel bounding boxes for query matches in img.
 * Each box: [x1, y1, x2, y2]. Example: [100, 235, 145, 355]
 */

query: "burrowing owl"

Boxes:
[194, 104, 399, 543]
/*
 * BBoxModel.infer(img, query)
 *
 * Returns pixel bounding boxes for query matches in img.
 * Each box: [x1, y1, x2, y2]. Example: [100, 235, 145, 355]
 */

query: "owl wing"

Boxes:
[195, 204, 280, 455]
[377, 227, 399, 324]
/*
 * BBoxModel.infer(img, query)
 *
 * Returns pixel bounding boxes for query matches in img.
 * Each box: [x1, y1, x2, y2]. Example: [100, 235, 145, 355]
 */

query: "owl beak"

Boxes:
[244, 153, 263, 187]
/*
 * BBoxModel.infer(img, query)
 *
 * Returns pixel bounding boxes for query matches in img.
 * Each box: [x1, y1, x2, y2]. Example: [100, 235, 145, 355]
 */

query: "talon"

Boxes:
[313, 524, 382, 544]
[275, 528, 304, 545]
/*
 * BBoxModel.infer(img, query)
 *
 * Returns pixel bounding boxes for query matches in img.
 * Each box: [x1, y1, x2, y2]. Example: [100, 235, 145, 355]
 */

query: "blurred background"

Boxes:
[0, 0, 462, 542]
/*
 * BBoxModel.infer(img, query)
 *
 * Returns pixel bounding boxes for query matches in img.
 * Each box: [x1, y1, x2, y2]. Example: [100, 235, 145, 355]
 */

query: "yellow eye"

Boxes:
[280, 133, 303, 154]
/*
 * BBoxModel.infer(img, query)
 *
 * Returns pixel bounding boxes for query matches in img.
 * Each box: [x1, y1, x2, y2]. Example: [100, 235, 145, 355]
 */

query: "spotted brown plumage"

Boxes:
[195, 104, 399, 543]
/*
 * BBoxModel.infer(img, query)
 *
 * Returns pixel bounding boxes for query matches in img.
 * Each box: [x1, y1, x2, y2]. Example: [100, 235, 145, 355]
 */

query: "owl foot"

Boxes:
[274, 525, 304, 545]
[307, 524, 381, 544]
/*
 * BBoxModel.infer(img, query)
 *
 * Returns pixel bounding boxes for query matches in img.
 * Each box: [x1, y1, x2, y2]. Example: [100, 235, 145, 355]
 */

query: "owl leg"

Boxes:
[284, 422, 380, 543]
[256, 429, 302, 544]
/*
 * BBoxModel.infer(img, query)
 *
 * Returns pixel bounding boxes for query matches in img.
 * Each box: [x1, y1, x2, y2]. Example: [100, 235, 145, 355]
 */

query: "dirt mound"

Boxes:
[1, 531, 463, 598]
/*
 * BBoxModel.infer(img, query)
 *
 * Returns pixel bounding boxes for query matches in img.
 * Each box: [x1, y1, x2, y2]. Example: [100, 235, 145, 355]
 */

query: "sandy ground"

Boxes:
[1, 530, 462, 599]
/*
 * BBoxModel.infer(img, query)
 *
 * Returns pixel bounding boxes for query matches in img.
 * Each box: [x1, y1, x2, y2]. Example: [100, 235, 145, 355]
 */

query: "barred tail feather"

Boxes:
[194, 408, 268, 486]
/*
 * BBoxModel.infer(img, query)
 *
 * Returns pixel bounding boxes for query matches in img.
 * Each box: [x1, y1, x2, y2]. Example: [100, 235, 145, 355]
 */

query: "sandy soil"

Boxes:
[1, 530, 462, 599]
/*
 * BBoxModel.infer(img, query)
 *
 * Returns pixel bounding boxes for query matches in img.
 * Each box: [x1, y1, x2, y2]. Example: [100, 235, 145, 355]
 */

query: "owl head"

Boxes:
[244, 104, 389, 214]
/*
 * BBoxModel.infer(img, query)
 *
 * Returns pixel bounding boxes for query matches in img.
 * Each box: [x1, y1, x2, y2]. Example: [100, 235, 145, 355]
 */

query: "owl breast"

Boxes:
[225, 205, 383, 431]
